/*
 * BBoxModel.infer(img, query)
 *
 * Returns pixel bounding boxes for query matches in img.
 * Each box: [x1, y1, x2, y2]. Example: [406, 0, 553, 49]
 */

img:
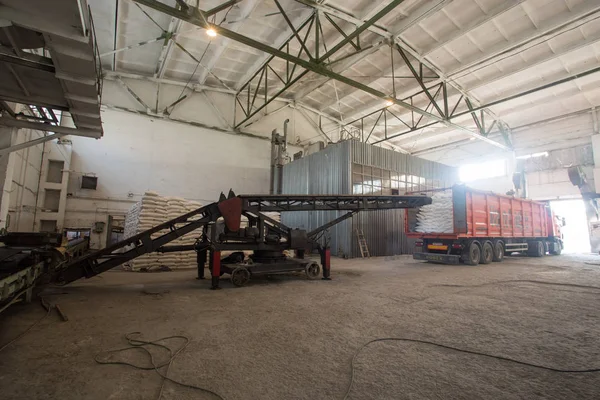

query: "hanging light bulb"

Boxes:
[206, 27, 217, 37]
[385, 100, 394, 107]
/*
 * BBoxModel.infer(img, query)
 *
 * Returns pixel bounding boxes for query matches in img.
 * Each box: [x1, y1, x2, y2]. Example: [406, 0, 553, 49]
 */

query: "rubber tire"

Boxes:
[231, 267, 250, 287]
[305, 262, 321, 280]
[492, 241, 504, 262]
[462, 242, 481, 266]
[550, 242, 562, 256]
[480, 241, 493, 264]
[529, 241, 544, 257]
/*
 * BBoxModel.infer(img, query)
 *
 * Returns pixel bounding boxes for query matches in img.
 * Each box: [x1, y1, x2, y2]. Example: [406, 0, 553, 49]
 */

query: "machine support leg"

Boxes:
[320, 247, 331, 280]
[210, 250, 221, 290]
[196, 248, 207, 280]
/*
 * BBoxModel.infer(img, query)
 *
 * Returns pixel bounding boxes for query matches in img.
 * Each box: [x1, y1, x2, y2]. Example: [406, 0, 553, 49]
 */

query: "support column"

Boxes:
[320, 247, 331, 280]
[210, 250, 221, 290]
[196, 247, 207, 279]
[0, 127, 17, 231]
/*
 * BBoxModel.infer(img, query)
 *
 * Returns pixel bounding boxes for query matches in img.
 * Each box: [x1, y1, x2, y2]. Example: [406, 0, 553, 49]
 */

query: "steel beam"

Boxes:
[0, 133, 65, 156]
[451, 66, 600, 119]
[197, 0, 261, 84]
[103, 71, 236, 94]
[133, 0, 509, 150]
[0, 118, 100, 138]
[234, 9, 315, 91]
[292, 0, 511, 149]
[0, 90, 69, 112]
[115, 77, 151, 112]
[205, 0, 244, 17]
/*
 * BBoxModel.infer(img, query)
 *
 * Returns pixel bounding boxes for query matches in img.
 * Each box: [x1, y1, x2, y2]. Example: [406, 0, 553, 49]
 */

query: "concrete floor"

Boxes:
[1, 254, 600, 399]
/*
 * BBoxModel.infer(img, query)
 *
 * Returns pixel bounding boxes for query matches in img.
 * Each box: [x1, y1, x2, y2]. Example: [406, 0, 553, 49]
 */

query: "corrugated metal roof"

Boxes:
[87, 0, 600, 160]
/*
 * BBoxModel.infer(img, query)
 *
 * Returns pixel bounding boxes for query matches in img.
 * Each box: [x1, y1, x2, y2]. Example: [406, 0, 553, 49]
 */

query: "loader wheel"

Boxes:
[481, 241, 493, 264]
[492, 241, 504, 262]
[305, 262, 321, 280]
[231, 267, 250, 287]
[462, 242, 481, 266]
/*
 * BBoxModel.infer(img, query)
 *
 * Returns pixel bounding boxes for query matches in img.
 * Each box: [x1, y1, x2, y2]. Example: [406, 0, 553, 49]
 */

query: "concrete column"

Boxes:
[0, 127, 17, 230]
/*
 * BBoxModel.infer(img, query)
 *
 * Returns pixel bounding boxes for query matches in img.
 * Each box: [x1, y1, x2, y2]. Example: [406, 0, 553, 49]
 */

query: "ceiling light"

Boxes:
[206, 27, 217, 37]
[385, 100, 394, 107]
[469, 137, 476, 140]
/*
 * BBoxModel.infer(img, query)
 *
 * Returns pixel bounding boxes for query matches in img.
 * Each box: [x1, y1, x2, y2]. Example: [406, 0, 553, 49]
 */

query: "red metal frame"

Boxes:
[405, 186, 552, 240]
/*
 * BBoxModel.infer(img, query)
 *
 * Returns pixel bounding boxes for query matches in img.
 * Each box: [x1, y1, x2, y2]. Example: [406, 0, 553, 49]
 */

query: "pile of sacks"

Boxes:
[415, 191, 454, 233]
[123, 191, 203, 271]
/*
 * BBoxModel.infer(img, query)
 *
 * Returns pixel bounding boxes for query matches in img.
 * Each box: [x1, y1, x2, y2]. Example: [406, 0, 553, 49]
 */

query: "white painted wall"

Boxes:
[63, 107, 302, 249]
[8, 128, 45, 232]
[527, 169, 584, 200]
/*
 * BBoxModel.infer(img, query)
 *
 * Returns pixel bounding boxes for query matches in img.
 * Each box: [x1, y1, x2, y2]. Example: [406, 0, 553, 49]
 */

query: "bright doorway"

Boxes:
[550, 200, 590, 253]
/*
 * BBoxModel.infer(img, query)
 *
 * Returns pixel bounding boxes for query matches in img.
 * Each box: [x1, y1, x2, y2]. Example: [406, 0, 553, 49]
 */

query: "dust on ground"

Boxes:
[1, 254, 599, 399]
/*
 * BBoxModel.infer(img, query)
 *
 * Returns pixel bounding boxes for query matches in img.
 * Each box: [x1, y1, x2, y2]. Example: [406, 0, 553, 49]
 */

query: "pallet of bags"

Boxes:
[123, 191, 207, 271]
[415, 191, 454, 233]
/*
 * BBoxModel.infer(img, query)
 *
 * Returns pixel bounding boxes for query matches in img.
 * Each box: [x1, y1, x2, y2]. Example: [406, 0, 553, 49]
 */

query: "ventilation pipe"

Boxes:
[277, 119, 289, 194]
[269, 128, 278, 195]
[269, 119, 289, 194]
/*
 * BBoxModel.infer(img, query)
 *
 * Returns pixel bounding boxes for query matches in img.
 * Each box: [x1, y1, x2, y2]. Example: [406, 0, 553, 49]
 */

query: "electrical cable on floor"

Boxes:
[95, 332, 224, 400]
[0, 299, 52, 353]
[0, 287, 31, 315]
[343, 337, 600, 400]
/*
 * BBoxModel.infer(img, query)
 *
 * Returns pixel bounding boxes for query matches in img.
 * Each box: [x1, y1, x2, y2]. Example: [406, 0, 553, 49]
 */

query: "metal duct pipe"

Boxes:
[283, 118, 289, 151]
[270, 128, 278, 195]
[277, 119, 290, 194]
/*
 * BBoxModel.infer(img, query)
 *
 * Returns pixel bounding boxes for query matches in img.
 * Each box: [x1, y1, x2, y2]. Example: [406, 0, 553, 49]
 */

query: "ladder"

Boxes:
[356, 229, 370, 258]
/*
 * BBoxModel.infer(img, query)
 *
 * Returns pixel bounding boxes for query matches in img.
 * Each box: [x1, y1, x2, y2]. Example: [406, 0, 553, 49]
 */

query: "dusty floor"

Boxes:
[1, 254, 600, 399]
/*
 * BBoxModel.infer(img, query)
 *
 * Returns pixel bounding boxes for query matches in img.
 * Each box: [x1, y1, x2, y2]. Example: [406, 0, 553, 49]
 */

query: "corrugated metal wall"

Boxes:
[282, 141, 458, 257]
[350, 142, 458, 256]
[281, 141, 353, 256]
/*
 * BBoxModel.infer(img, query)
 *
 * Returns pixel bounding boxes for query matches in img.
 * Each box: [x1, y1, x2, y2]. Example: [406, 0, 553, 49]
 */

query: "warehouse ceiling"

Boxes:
[0, 0, 104, 138]
[89, 0, 600, 159]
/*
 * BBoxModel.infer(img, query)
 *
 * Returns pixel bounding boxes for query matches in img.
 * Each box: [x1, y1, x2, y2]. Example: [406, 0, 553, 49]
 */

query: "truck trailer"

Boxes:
[406, 185, 564, 265]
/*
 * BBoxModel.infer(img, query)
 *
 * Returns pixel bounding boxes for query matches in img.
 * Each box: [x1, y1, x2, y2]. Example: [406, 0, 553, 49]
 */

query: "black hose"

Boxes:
[343, 337, 600, 399]
[95, 332, 224, 400]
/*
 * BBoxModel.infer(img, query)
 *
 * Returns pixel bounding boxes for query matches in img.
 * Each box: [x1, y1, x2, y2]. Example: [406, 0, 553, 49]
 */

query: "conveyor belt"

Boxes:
[240, 194, 430, 212]
[57, 193, 431, 284]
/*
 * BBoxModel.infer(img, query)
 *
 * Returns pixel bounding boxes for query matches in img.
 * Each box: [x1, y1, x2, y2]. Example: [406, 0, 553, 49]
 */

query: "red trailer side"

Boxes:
[405, 185, 563, 264]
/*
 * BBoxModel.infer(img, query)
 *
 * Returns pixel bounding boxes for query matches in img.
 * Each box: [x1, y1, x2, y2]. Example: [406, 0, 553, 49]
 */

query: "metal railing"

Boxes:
[87, 5, 103, 107]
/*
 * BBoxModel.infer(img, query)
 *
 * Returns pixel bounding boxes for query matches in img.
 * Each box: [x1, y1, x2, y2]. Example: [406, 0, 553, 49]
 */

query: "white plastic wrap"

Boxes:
[123, 191, 203, 271]
[415, 191, 454, 233]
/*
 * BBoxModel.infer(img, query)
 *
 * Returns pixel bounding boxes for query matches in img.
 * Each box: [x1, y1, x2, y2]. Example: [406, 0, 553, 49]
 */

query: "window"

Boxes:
[47, 160, 64, 183]
[81, 175, 98, 190]
[43, 189, 61, 212]
[351, 164, 445, 195]
[459, 159, 506, 182]
[40, 220, 57, 232]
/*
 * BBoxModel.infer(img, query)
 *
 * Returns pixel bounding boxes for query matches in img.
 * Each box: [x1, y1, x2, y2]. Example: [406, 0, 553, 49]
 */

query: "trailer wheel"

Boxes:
[481, 241, 493, 264]
[492, 241, 504, 262]
[305, 262, 321, 280]
[529, 241, 545, 257]
[231, 267, 251, 287]
[548, 242, 562, 256]
[462, 242, 481, 266]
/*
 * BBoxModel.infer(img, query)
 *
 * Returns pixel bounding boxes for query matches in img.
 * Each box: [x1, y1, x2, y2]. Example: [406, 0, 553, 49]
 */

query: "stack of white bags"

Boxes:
[415, 191, 454, 233]
[123, 191, 203, 271]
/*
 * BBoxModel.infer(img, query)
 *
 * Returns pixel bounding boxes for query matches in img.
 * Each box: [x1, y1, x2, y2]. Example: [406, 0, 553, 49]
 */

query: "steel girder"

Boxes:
[340, 45, 513, 148]
[132, 0, 510, 150]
